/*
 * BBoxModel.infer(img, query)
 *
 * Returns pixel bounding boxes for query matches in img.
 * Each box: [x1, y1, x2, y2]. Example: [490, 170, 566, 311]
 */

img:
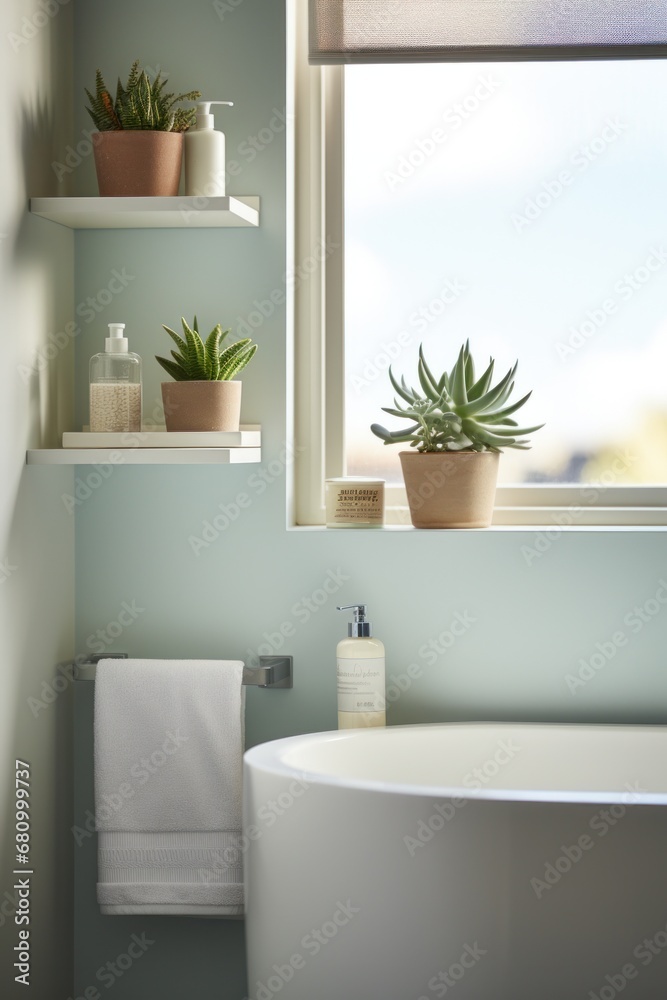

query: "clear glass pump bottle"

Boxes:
[89, 323, 142, 433]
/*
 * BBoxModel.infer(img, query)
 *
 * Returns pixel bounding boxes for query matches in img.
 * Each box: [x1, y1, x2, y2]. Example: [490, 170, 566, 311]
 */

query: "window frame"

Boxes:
[291, 0, 667, 527]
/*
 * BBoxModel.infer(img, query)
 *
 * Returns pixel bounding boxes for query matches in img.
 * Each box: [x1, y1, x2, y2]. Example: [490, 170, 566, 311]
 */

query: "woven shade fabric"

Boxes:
[309, 0, 667, 62]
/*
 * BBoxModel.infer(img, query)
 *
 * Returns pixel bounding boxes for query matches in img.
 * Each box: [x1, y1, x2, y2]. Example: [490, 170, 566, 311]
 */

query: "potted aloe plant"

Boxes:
[157, 316, 257, 432]
[85, 61, 201, 196]
[371, 342, 543, 528]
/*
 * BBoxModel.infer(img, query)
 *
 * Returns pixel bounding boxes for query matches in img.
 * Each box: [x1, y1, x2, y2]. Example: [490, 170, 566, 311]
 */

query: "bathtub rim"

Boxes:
[243, 721, 667, 807]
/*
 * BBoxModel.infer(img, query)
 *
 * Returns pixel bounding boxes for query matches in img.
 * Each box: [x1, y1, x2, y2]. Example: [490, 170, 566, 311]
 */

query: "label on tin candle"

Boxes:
[325, 482, 385, 526]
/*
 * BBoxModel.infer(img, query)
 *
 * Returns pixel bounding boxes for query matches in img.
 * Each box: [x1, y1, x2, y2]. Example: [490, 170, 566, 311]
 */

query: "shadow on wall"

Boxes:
[11, 94, 75, 450]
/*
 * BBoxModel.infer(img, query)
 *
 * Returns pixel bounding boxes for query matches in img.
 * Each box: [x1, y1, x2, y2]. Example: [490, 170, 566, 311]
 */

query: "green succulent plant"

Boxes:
[371, 342, 543, 452]
[85, 60, 201, 132]
[156, 316, 258, 382]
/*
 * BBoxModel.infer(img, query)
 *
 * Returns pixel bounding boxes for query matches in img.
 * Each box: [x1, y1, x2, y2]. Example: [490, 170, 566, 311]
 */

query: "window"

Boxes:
[291, 5, 667, 526]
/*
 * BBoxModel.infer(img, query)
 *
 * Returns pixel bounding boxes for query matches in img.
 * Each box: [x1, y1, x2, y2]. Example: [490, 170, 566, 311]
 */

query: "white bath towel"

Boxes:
[94, 658, 245, 917]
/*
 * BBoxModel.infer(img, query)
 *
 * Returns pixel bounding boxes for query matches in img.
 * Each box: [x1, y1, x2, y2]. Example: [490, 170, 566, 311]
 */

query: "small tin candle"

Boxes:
[325, 477, 385, 528]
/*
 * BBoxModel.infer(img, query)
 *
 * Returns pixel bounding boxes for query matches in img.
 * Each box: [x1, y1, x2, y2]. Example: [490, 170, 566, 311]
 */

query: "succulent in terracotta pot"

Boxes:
[371, 342, 543, 528]
[157, 316, 257, 433]
[84, 61, 201, 196]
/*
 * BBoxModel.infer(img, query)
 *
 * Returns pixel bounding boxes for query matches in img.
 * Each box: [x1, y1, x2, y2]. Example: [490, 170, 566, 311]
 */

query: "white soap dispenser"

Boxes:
[184, 100, 234, 197]
[89, 323, 142, 433]
[336, 604, 386, 729]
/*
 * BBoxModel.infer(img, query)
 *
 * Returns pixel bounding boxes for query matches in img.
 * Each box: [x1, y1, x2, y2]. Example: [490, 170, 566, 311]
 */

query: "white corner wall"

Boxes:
[0, 2, 75, 996]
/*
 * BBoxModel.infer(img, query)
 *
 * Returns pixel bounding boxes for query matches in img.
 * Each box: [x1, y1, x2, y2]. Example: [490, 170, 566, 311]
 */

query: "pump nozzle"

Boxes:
[195, 100, 234, 129]
[105, 323, 128, 354]
[337, 604, 372, 637]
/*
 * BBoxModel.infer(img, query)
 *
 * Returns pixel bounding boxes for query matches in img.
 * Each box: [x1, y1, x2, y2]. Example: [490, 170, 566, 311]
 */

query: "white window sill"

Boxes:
[288, 523, 667, 533]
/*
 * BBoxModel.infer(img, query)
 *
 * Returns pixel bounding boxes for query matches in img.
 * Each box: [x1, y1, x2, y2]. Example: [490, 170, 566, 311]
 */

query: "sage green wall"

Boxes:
[72, 2, 667, 998]
[0, 1, 75, 996]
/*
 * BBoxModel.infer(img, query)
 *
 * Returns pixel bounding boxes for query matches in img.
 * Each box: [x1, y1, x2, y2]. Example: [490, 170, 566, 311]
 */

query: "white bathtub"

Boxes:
[243, 723, 667, 1000]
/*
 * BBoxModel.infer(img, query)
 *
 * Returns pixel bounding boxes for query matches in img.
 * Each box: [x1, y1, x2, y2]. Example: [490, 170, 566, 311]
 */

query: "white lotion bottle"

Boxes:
[184, 100, 234, 197]
[336, 604, 386, 729]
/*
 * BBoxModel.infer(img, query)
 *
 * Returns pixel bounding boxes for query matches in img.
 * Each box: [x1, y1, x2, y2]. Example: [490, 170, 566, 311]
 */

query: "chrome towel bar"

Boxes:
[72, 654, 293, 689]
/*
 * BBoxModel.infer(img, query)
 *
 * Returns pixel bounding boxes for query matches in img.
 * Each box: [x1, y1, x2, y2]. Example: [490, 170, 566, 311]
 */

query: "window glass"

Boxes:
[344, 61, 667, 485]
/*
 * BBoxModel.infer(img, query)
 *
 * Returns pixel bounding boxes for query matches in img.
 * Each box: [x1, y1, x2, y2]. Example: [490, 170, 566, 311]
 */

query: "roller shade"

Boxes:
[308, 0, 667, 63]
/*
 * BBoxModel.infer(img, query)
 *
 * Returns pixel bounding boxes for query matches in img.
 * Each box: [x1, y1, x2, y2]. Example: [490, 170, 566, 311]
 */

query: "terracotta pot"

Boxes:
[92, 131, 184, 197]
[161, 381, 242, 432]
[399, 451, 499, 528]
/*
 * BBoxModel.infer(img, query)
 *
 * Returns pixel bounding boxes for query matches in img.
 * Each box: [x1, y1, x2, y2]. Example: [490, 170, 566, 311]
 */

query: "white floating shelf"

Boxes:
[28, 425, 261, 465]
[27, 447, 261, 466]
[62, 424, 261, 449]
[29, 195, 260, 229]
